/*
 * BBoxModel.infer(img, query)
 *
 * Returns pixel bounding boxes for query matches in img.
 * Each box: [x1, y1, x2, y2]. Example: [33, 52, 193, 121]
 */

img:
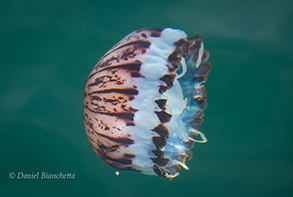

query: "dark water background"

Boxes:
[1, 0, 292, 196]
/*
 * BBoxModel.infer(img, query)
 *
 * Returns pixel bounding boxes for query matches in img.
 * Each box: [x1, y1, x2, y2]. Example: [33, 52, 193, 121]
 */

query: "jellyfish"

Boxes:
[83, 28, 211, 179]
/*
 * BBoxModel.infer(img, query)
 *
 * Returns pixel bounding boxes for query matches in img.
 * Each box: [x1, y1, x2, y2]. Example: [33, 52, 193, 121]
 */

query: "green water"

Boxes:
[1, 0, 292, 196]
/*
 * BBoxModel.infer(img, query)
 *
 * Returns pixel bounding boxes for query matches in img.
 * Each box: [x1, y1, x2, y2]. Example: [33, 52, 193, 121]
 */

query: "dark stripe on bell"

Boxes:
[158, 86, 167, 94]
[160, 73, 176, 87]
[99, 61, 141, 73]
[87, 61, 142, 80]
[129, 96, 135, 101]
[103, 112, 134, 121]
[160, 74, 175, 86]
[128, 107, 138, 112]
[152, 149, 164, 157]
[95, 148, 133, 165]
[151, 157, 170, 166]
[85, 105, 135, 121]
[167, 51, 180, 72]
[103, 40, 151, 58]
[150, 31, 161, 37]
[154, 99, 167, 110]
[109, 158, 132, 165]
[131, 72, 144, 78]
[155, 111, 172, 123]
[94, 131, 134, 145]
[124, 153, 136, 158]
[98, 144, 120, 152]
[136, 28, 162, 33]
[136, 28, 162, 37]
[114, 112, 134, 121]
[126, 122, 135, 126]
[152, 136, 166, 149]
[89, 88, 138, 95]
[152, 124, 169, 138]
